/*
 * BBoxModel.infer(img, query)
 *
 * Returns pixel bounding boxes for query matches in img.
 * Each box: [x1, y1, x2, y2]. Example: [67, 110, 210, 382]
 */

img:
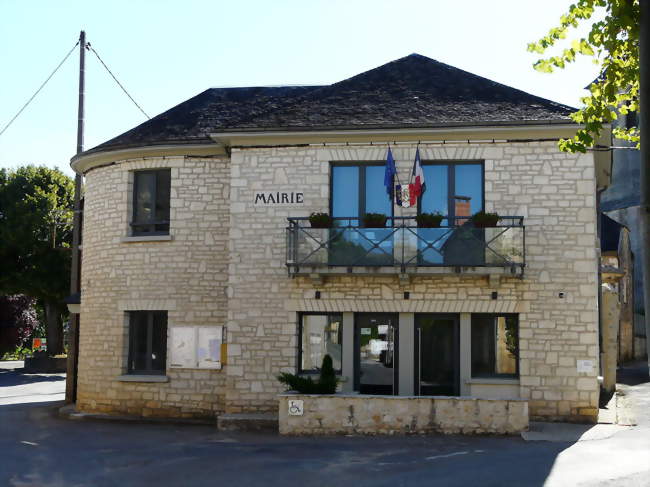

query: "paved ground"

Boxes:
[1, 360, 649, 487]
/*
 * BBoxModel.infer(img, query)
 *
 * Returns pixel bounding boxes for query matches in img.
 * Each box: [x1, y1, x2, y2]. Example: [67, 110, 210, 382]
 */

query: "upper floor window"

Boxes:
[471, 314, 518, 378]
[132, 169, 171, 236]
[331, 163, 392, 226]
[420, 162, 483, 224]
[128, 311, 168, 375]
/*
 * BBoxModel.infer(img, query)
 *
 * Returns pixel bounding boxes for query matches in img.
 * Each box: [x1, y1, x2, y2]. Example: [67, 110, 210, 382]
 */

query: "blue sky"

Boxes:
[0, 0, 600, 176]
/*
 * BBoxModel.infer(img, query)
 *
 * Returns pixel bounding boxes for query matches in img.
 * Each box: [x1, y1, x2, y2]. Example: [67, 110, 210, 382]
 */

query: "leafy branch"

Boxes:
[528, 0, 640, 152]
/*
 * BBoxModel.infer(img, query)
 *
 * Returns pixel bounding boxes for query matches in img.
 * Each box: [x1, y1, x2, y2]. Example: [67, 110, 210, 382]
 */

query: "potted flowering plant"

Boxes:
[415, 212, 444, 228]
[361, 213, 388, 228]
[471, 210, 500, 228]
[308, 212, 333, 228]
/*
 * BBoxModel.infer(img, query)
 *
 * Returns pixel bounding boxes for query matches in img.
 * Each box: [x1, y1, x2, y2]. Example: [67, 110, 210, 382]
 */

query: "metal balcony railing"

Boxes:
[286, 216, 525, 276]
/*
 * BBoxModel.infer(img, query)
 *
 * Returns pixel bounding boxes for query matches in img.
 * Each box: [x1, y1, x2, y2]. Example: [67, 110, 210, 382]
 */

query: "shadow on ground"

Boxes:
[617, 361, 649, 386]
[0, 368, 65, 386]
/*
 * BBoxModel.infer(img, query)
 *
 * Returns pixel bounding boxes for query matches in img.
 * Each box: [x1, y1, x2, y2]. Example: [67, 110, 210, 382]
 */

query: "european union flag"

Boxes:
[384, 147, 396, 201]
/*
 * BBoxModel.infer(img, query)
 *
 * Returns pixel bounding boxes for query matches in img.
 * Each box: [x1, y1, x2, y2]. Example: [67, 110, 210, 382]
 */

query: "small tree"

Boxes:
[318, 354, 337, 394]
[0, 295, 38, 357]
[0, 166, 74, 355]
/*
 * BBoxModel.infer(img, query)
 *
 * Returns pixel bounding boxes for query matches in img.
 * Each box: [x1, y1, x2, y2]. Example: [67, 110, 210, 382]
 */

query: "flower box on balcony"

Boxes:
[361, 213, 388, 228]
[471, 211, 500, 228]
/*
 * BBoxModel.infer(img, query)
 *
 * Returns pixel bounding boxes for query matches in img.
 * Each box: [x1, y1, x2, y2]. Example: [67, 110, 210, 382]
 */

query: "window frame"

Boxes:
[127, 310, 168, 375]
[329, 161, 395, 224]
[417, 160, 485, 222]
[297, 311, 343, 375]
[470, 313, 519, 379]
[131, 169, 171, 236]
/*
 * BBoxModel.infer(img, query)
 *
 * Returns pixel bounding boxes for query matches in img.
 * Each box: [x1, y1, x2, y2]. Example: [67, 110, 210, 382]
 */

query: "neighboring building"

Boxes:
[600, 213, 635, 362]
[600, 111, 647, 360]
[70, 54, 611, 426]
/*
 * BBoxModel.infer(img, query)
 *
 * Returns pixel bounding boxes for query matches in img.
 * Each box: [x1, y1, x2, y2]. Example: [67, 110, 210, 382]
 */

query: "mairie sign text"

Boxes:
[254, 192, 304, 205]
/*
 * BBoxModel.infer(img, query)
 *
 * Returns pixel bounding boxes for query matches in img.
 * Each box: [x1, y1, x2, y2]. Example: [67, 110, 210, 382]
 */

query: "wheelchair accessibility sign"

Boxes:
[288, 399, 304, 416]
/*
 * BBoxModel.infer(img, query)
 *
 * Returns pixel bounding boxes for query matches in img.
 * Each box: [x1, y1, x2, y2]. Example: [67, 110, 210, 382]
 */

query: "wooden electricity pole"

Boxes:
[65, 30, 85, 403]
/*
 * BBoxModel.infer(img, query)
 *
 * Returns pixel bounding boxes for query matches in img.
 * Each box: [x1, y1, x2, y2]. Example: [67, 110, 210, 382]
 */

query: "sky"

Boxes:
[0, 0, 602, 177]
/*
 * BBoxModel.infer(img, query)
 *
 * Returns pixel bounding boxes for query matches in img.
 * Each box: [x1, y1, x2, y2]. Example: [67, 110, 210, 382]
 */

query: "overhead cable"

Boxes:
[0, 41, 79, 139]
[88, 44, 150, 120]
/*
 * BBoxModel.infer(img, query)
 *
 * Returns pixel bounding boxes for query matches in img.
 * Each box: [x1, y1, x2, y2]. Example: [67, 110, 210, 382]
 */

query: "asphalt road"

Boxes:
[1, 360, 649, 487]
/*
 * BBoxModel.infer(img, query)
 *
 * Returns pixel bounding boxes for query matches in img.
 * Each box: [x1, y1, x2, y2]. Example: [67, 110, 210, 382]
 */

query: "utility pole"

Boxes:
[640, 2, 650, 374]
[65, 30, 85, 403]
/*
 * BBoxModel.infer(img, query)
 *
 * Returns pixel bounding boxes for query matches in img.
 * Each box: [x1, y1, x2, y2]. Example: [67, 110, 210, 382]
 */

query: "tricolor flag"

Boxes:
[408, 148, 425, 205]
[384, 147, 396, 201]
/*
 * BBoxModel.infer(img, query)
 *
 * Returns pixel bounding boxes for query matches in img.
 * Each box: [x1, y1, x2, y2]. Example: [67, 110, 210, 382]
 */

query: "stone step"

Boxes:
[217, 413, 278, 432]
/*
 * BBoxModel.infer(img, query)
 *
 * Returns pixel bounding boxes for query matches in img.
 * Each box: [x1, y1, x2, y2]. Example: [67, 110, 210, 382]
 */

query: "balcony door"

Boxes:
[415, 314, 459, 396]
[418, 162, 484, 265]
[354, 313, 398, 395]
[330, 163, 394, 266]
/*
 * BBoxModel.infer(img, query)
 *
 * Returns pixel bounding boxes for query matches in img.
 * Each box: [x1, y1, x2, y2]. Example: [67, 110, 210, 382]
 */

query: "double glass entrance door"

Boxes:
[415, 314, 459, 396]
[355, 313, 398, 395]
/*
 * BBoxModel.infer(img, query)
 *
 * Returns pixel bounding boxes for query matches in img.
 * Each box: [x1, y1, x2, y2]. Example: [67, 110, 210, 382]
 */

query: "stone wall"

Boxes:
[228, 142, 600, 422]
[77, 156, 230, 419]
[278, 394, 529, 435]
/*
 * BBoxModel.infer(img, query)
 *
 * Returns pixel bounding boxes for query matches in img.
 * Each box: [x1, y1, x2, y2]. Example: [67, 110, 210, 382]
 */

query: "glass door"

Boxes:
[415, 314, 459, 396]
[354, 313, 398, 395]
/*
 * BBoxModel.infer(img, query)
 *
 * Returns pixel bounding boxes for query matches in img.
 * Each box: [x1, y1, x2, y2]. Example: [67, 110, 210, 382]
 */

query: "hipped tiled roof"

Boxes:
[86, 53, 575, 155]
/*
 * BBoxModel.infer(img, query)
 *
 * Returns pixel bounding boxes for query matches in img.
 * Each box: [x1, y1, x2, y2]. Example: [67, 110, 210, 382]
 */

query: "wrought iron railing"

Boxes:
[286, 216, 525, 275]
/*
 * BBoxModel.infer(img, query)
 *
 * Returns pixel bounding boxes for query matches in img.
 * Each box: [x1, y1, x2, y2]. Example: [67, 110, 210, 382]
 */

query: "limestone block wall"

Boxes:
[77, 156, 229, 418]
[278, 394, 529, 435]
[228, 142, 600, 422]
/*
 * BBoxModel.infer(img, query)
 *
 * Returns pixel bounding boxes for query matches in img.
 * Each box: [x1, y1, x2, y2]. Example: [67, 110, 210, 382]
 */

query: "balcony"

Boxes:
[286, 216, 525, 280]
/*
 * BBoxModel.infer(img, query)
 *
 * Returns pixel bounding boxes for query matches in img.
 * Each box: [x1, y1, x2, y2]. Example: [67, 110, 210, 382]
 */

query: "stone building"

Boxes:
[69, 54, 611, 428]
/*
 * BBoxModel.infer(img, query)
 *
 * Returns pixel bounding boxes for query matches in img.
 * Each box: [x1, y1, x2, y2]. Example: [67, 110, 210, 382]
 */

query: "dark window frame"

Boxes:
[353, 312, 399, 395]
[127, 310, 168, 375]
[470, 313, 519, 379]
[297, 312, 343, 375]
[131, 169, 171, 236]
[329, 161, 395, 224]
[417, 160, 485, 222]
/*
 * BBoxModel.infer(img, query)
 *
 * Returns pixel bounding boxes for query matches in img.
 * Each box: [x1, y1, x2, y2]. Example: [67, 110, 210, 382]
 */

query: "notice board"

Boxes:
[170, 325, 223, 369]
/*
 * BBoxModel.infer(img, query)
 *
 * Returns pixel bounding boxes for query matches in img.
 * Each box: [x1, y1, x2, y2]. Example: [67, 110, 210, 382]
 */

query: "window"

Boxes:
[471, 314, 518, 378]
[128, 311, 168, 375]
[420, 162, 484, 223]
[419, 162, 484, 265]
[299, 313, 342, 374]
[132, 169, 171, 235]
[330, 163, 394, 265]
[331, 163, 393, 225]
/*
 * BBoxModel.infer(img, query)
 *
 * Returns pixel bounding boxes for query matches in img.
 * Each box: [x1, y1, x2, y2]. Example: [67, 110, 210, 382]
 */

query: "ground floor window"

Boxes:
[471, 314, 518, 378]
[299, 313, 342, 373]
[128, 311, 168, 375]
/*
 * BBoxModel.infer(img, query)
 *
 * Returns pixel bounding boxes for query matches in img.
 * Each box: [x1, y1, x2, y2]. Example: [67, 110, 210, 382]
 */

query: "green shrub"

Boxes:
[362, 213, 388, 228]
[415, 212, 444, 228]
[277, 354, 338, 394]
[308, 212, 333, 228]
[471, 210, 500, 227]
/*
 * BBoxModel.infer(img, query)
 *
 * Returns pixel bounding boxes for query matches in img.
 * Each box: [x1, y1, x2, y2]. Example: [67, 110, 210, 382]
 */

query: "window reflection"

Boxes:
[471, 315, 518, 377]
[300, 314, 342, 373]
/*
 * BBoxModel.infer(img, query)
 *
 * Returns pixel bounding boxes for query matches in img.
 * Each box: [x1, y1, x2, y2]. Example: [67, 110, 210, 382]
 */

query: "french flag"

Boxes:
[409, 148, 426, 204]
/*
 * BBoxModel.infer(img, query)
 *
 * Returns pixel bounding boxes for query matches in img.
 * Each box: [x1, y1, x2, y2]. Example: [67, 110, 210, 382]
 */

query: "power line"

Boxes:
[88, 43, 150, 120]
[0, 41, 79, 139]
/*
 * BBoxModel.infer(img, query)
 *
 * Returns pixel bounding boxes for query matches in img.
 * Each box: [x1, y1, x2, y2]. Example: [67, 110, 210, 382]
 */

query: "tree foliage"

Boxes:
[0, 166, 74, 354]
[0, 295, 38, 356]
[528, 0, 640, 152]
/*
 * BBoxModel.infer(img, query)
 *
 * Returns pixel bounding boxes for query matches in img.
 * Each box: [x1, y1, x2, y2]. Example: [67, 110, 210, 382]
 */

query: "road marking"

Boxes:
[425, 451, 469, 461]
